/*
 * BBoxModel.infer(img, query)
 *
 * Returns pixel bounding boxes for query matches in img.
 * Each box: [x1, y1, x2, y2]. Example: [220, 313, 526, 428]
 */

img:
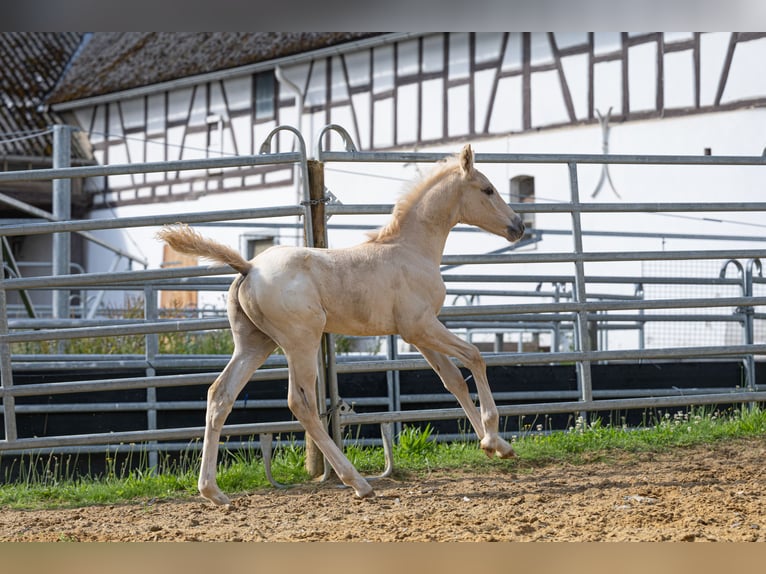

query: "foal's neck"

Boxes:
[394, 177, 461, 263]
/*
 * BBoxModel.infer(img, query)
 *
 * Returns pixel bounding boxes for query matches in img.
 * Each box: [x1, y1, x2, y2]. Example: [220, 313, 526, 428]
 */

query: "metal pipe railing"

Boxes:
[1, 126, 765, 460]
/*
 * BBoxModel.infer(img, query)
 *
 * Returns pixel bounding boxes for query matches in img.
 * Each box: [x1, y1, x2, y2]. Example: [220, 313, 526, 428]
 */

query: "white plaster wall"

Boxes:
[71, 31, 766, 350]
[82, 108, 766, 352]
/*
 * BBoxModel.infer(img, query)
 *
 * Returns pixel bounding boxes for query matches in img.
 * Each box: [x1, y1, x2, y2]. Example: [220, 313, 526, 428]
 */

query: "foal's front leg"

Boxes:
[410, 321, 515, 459]
[417, 346, 486, 440]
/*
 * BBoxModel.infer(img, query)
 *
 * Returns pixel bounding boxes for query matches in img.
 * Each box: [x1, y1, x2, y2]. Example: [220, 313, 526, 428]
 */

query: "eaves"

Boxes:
[50, 33, 421, 112]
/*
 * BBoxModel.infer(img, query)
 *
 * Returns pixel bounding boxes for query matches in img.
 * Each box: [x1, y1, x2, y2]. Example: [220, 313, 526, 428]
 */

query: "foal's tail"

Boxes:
[156, 223, 252, 275]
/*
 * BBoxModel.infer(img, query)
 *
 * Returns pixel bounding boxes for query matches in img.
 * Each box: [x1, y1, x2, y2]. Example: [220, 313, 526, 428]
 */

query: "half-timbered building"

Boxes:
[6, 32, 766, 348]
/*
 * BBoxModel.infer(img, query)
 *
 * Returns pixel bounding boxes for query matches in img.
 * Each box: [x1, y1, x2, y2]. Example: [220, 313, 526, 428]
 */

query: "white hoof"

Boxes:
[199, 483, 231, 506]
[353, 481, 376, 499]
[480, 435, 516, 459]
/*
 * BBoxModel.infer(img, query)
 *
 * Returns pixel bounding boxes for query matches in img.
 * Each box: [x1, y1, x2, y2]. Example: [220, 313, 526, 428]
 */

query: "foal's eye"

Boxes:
[481, 187, 494, 196]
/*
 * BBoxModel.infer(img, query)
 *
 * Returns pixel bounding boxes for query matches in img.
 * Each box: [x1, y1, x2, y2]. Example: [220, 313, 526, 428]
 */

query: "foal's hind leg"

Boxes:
[198, 327, 277, 505]
[284, 350, 375, 498]
[408, 321, 515, 459]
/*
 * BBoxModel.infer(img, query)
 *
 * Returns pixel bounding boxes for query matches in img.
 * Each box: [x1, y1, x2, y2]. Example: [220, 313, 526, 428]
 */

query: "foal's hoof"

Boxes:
[354, 482, 376, 499]
[480, 436, 516, 459]
[497, 446, 517, 459]
[199, 485, 231, 506]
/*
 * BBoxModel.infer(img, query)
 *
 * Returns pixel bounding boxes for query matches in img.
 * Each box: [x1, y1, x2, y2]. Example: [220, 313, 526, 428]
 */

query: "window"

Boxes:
[242, 235, 275, 260]
[160, 244, 198, 311]
[254, 71, 276, 118]
[206, 114, 223, 173]
[206, 114, 223, 151]
[510, 175, 535, 231]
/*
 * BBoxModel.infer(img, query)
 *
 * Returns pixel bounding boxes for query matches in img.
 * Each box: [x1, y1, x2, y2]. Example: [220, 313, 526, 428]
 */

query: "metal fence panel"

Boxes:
[1, 124, 765, 460]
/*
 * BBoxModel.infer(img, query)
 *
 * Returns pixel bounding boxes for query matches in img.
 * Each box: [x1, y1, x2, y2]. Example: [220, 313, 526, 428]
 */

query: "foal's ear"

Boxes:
[459, 144, 474, 176]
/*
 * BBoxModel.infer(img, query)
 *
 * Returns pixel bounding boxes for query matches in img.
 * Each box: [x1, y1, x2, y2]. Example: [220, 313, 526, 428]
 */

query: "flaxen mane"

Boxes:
[366, 154, 461, 243]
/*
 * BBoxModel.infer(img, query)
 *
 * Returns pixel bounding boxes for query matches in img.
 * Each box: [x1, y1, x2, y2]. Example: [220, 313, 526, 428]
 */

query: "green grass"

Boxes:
[1, 405, 765, 509]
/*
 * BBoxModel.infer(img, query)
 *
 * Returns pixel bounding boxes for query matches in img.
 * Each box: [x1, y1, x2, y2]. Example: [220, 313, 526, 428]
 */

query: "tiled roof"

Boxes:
[2, 32, 381, 161]
[0, 32, 89, 159]
[46, 32, 381, 104]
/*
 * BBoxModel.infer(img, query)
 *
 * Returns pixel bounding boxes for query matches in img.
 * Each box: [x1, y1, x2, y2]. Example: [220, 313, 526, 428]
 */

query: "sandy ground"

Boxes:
[1, 437, 765, 542]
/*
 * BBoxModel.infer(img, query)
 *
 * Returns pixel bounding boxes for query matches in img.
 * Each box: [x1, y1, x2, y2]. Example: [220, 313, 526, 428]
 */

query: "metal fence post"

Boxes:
[52, 125, 72, 324]
[744, 259, 762, 397]
[720, 259, 756, 398]
[0, 246, 17, 443]
[552, 282, 563, 352]
[386, 334, 402, 438]
[567, 162, 594, 412]
[144, 284, 159, 470]
[635, 283, 646, 349]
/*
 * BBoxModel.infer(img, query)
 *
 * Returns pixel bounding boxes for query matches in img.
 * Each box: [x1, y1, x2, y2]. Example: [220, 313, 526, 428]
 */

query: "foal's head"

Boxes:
[452, 145, 525, 243]
[369, 145, 526, 244]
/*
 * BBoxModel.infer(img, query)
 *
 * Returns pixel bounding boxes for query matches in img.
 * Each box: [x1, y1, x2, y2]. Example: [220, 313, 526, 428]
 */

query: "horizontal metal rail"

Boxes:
[4, 343, 763, 403]
[342, 391, 766, 426]
[1, 318, 229, 343]
[0, 265, 233, 290]
[94, 272, 765, 290]
[0, 152, 303, 184]
[440, 249, 766, 265]
[16, 271, 749, 291]
[442, 274, 766, 286]
[326, 202, 766, 215]
[437, 296, 766, 316]
[0, 368, 288, 399]
[2, 259, 762, 293]
[1, 296, 761, 347]
[4, 391, 763, 453]
[10, 386, 756, 416]
[0, 205, 303, 238]
[318, 150, 766, 167]
[6, 310, 742, 335]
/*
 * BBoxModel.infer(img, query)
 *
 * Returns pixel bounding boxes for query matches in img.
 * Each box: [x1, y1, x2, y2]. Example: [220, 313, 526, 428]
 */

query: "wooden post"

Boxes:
[304, 160, 327, 478]
[307, 160, 328, 250]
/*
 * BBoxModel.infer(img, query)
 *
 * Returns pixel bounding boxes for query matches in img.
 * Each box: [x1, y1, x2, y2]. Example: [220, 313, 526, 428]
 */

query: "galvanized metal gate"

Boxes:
[0, 124, 764, 479]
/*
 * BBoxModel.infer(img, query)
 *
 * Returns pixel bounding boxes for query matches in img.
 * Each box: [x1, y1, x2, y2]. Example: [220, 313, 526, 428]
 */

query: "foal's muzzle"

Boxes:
[506, 216, 526, 242]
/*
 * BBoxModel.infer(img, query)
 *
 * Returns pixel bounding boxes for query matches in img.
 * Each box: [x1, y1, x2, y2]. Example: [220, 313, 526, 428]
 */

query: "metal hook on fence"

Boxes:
[720, 258, 747, 306]
[719, 258, 744, 281]
[591, 107, 622, 199]
[258, 125, 314, 246]
[320, 422, 395, 487]
[744, 258, 762, 306]
[315, 124, 358, 159]
[260, 433, 295, 490]
[258, 125, 306, 156]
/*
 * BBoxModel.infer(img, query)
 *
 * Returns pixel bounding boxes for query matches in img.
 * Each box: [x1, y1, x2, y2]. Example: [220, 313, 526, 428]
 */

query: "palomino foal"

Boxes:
[157, 145, 525, 505]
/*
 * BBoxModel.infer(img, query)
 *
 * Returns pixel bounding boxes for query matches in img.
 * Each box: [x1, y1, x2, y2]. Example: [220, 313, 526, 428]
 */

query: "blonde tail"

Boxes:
[156, 223, 252, 275]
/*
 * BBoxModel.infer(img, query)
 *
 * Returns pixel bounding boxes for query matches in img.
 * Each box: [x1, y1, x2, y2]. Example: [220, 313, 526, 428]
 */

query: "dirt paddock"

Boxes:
[1, 437, 765, 542]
